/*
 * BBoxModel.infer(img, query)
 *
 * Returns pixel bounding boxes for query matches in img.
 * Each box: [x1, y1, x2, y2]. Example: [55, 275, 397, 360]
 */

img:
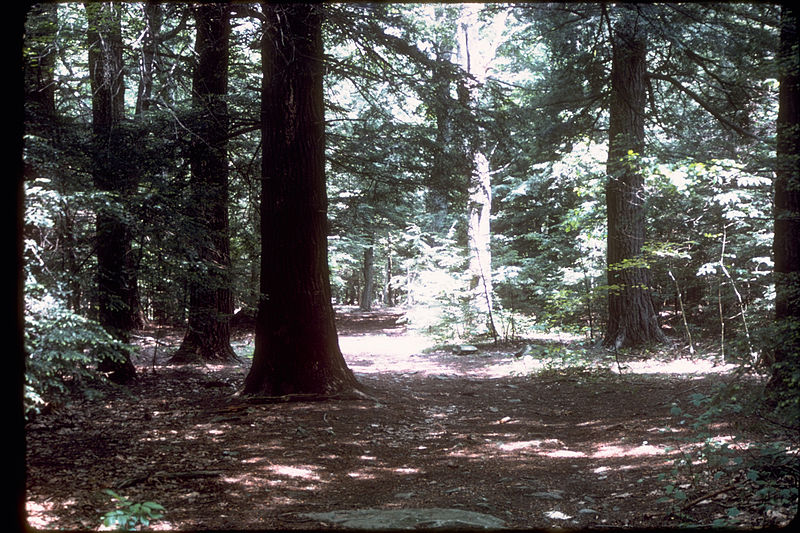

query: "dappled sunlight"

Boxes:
[618, 358, 737, 375]
[467, 431, 678, 468]
[543, 449, 586, 458]
[345, 465, 422, 481]
[266, 464, 321, 481]
[242, 456, 269, 465]
[26, 500, 69, 530]
[29, 311, 787, 531]
[339, 332, 443, 375]
[473, 355, 547, 378]
[592, 442, 666, 458]
[497, 439, 564, 452]
[342, 334, 575, 379]
[221, 473, 262, 487]
[394, 467, 422, 475]
[347, 471, 377, 480]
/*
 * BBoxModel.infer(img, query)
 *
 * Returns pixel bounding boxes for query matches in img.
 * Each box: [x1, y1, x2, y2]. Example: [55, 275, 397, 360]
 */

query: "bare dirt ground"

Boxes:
[25, 308, 795, 530]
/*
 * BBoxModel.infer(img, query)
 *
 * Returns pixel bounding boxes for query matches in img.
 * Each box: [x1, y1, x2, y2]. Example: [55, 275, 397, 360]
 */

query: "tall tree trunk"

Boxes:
[135, 3, 161, 117]
[172, 4, 236, 363]
[24, 3, 56, 133]
[603, 7, 665, 349]
[426, 52, 455, 235]
[360, 245, 375, 311]
[769, 4, 800, 393]
[26, 6, 86, 313]
[456, 4, 502, 339]
[466, 150, 495, 336]
[242, 3, 362, 398]
[86, 2, 137, 382]
[384, 236, 394, 306]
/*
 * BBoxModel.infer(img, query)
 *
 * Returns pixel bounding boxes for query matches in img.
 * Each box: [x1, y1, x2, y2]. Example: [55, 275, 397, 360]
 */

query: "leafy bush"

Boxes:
[100, 489, 165, 531]
[24, 273, 134, 419]
[660, 387, 798, 527]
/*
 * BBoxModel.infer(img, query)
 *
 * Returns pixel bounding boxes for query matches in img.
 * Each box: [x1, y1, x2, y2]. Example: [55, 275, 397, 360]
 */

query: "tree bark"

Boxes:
[242, 3, 362, 398]
[457, 4, 501, 338]
[134, 3, 161, 117]
[384, 236, 394, 306]
[24, 3, 56, 132]
[466, 150, 495, 336]
[171, 4, 236, 364]
[360, 246, 375, 311]
[86, 2, 137, 382]
[769, 4, 800, 393]
[603, 7, 665, 349]
[426, 51, 456, 234]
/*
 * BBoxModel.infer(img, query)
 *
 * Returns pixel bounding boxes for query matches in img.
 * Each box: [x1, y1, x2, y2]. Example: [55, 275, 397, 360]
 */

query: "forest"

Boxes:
[19, 2, 798, 530]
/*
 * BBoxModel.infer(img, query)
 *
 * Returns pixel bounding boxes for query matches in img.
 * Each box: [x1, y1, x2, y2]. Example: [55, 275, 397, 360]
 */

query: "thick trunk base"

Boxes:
[169, 331, 238, 364]
[98, 353, 137, 384]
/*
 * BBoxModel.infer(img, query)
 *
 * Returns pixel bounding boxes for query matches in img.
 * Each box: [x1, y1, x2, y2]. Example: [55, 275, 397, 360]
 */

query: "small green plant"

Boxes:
[100, 489, 165, 531]
[24, 273, 136, 420]
[658, 389, 798, 527]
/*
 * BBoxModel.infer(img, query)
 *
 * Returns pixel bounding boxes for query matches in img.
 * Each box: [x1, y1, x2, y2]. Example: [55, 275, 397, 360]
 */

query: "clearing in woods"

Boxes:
[25, 307, 783, 529]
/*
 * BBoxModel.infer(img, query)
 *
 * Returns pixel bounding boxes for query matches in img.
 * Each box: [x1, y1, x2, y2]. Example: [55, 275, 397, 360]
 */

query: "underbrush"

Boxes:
[659, 381, 798, 527]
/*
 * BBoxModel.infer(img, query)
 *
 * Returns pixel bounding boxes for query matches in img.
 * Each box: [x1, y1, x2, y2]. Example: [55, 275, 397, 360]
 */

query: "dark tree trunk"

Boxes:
[24, 3, 56, 133]
[769, 5, 800, 393]
[86, 2, 137, 383]
[603, 8, 665, 349]
[360, 246, 374, 311]
[135, 3, 161, 117]
[242, 3, 362, 398]
[426, 54, 455, 234]
[171, 4, 236, 364]
[384, 237, 394, 307]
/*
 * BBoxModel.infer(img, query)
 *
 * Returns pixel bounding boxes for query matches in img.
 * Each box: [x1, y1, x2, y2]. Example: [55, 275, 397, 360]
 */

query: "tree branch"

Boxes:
[646, 72, 761, 141]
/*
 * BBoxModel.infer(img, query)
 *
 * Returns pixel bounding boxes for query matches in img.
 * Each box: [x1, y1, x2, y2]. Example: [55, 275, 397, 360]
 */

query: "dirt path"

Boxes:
[25, 308, 770, 530]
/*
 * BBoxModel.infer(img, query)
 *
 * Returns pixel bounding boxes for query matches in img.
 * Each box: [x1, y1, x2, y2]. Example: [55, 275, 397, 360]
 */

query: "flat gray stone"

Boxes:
[527, 491, 564, 500]
[300, 508, 506, 529]
[453, 345, 479, 354]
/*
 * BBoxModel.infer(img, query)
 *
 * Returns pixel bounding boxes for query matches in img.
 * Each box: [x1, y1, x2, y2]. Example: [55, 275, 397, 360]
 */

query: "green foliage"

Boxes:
[24, 272, 134, 419]
[644, 158, 774, 360]
[659, 387, 798, 526]
[493, 140, 607, 336]
[394, 224, 479, 341]
[24, 179, 134, 419]
[100, 490, 165, 531]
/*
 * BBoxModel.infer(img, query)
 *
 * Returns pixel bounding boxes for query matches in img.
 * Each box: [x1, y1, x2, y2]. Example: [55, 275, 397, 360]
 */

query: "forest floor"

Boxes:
[25, 307, 796, 531]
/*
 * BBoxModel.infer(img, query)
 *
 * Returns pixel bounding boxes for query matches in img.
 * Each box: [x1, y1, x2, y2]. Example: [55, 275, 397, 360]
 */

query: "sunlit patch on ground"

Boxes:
[28, 310, 790, 531]
[496, 439, 564, 452]
[341, 327, 742, 381]
[25, 501, 57, 530]
[592, 443, 666, 458]
[266, 464, 321, 481]
[619, 358, 737, 375]
[339, 333, 438, 372]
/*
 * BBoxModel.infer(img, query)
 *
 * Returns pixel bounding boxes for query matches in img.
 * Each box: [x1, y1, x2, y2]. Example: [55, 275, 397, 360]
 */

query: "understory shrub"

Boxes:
[24, 274, 134, 419]
[660, 385, 798, 527]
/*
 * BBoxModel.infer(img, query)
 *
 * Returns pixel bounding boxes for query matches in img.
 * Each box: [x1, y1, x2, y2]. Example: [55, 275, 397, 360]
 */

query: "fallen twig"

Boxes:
[681, 482, 742, 511]
[115, 470, 224, 490]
